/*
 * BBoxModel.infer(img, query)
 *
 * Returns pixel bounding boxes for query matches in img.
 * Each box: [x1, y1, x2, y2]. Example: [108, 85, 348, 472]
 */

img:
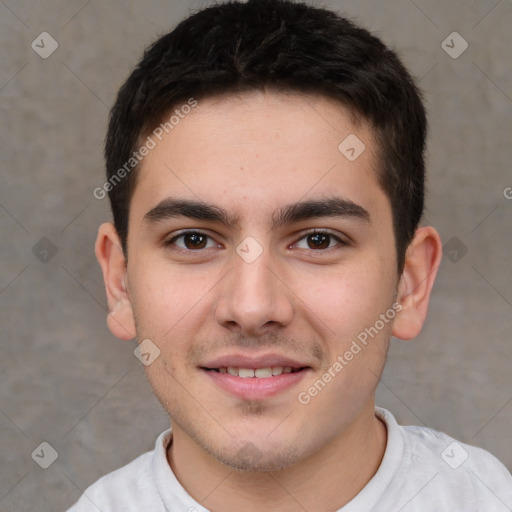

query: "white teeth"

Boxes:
[217, 366, 299, 377]
[255, 367, 272, 378]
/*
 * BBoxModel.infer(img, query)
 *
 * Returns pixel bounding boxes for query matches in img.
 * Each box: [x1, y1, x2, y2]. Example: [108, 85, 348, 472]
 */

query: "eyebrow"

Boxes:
[142, 196, 370, 230]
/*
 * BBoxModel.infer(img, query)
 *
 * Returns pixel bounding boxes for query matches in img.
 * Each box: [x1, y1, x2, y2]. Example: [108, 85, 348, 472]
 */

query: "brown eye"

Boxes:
[307, 233, 331, 249]
[294, 231, 347, 251]
[183, 233, 208, 249]
[167, 231, 216, 251]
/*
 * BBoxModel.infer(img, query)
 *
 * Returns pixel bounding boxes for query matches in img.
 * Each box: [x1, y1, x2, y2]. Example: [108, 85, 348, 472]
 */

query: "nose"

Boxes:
[214, 246, 294, 337]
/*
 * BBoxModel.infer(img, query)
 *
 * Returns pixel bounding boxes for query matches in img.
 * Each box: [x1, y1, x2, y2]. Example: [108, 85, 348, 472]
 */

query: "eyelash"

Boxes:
[164, 229, 349, 254]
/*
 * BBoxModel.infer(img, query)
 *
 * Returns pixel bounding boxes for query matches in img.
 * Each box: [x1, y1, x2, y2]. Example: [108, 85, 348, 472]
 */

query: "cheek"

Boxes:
[296, 264, 394, 411]
[130, 260, 216, 337]
[300, 260, 395, 341]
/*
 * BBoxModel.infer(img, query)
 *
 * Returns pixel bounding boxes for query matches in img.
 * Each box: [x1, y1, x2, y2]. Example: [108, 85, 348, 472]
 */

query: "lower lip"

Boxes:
[202, 368, 310, 400]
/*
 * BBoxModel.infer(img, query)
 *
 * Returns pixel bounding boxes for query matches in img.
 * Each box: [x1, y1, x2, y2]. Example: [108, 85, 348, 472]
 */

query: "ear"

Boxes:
[392, 226, 442, 341]
[95, 222, 136, 340]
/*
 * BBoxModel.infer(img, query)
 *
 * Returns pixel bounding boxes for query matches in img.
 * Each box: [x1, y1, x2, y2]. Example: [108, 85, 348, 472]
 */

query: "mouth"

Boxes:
[202, 366, 307, 377]
[199, 355, 312, 400]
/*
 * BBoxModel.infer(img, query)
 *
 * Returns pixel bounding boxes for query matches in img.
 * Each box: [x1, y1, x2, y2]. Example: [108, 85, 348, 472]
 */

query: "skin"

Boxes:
[96, 91, 442, 511]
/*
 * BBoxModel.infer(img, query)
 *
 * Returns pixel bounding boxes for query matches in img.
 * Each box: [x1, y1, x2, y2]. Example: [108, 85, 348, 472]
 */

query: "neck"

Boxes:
[167, 403, 387, 512]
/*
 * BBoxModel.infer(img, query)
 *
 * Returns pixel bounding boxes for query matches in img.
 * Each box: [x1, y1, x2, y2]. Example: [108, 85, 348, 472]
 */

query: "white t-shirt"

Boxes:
[67, 407, 512, 511]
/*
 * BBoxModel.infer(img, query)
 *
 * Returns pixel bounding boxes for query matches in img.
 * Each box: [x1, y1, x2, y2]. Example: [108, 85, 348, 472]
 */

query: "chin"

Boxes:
[209, 441, 306, 472]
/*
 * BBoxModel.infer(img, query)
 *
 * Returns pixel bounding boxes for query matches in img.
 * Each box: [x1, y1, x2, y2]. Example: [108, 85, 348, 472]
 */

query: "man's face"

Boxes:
[125, 91, 399, 471]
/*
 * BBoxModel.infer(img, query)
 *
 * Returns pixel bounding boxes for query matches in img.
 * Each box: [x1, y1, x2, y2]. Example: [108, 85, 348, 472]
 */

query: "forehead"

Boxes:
[131, 91, 385, 225]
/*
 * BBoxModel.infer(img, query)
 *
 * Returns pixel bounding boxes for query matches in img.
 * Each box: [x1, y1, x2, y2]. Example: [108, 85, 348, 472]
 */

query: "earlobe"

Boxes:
[392, 226, 443, 341]
[95, 223, 137, 341]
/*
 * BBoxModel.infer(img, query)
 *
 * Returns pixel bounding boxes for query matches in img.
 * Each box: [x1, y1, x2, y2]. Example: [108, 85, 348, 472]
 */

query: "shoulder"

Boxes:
[373, 408, 512, 510]
[402, 421, 512, 508]
[66, 443, 163, 511]
[403, 420, 508, 472]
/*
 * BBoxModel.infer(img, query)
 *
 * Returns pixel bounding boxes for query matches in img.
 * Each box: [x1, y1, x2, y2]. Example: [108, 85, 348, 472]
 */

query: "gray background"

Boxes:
[0, 0, 511, 510]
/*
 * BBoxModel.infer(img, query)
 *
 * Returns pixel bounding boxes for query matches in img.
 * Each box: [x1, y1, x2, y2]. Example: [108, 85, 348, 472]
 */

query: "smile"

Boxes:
[206, 366, 305, 378]
[201, 364, 310, 400]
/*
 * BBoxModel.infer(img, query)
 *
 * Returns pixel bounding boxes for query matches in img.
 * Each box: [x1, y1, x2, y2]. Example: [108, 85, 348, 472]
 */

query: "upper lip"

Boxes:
[200, 352, 312, 370]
